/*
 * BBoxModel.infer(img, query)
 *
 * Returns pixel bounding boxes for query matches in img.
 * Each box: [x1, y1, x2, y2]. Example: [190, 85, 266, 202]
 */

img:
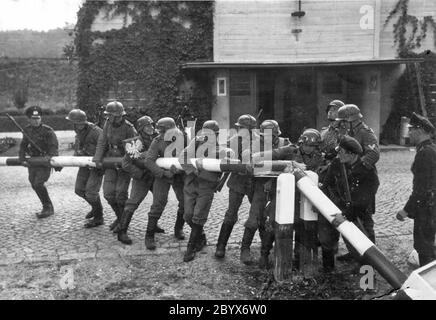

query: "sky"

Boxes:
[0, 0, 84, 31]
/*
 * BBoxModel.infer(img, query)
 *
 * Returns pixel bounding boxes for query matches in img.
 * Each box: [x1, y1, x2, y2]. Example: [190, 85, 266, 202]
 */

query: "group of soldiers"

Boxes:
[17, 99, 436, 271]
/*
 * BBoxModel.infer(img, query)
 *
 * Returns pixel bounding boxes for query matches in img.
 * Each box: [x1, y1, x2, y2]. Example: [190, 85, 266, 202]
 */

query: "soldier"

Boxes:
[239, 120, 290, 267]
[18, 106, 59, 218]
[92, 101, 137, 232]
[117, 115, 164, 244]
[335, 104, 379, 261]
[214, 114, 258, 263]
[143, 117, 186, 250]
[319, 100, 345, 161]
[256, 129, 323, 268]
[396, 113, 436, 267]
[66, 109, 104, 228]
[180, 120, 234, 262]
[320, 135, 379, 272]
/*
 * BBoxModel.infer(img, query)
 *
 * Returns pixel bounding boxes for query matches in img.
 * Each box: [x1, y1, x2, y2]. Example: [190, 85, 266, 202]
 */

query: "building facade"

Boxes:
[183, 0, 435, 140]
[83, 0, 435, 140]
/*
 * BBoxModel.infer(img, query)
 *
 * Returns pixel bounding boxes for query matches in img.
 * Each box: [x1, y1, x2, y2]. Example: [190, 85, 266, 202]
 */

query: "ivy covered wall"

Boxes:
[381, 0, 436, 143]
[74, 0, 214, 124]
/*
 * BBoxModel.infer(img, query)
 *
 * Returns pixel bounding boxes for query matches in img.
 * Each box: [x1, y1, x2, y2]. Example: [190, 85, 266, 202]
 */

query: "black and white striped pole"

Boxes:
[292, 168, 407, 289]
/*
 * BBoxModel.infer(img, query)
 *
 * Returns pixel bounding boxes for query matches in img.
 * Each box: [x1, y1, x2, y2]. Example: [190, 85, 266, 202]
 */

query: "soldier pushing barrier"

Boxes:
[17, 106, 59, 218]
[117, 115, 164, 245]
[246, 120, 290, 268]
[215, 114, 258, 263]
[179, 120, 234, 262]
[397, 112, 436, 267]
[93, 101, 137, 232]
[65, 109, 104, 228]
[143, 117, 186, 250]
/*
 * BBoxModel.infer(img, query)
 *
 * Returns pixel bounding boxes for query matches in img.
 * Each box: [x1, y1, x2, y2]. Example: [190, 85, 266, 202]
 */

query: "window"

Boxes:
[217, 77, 227, 96]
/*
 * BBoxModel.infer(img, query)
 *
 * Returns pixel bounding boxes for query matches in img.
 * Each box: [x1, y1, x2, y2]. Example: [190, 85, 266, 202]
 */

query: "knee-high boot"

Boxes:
[215, 222, 234, 258]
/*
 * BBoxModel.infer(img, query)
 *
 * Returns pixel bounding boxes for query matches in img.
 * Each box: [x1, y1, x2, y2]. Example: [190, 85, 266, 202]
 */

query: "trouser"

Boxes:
[414, 213, 436, 266]
[318, 214, 340, 253]
[148, 174, 184, 227]
[75, 167, 103, 210]
[221, 188, 254, 227]
[102, 168, 130, 209]
[248, 180, 268, 231]
[124, 178, 153, 215]
[28, 166, 52, 206]
[259, 188, 276, 257]
[183, 175, 217, 227]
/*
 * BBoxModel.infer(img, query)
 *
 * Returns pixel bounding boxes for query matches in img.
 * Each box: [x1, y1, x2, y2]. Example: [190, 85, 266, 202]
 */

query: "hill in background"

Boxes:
[0, 28, 73, 59]
[0, 27, 77, 113]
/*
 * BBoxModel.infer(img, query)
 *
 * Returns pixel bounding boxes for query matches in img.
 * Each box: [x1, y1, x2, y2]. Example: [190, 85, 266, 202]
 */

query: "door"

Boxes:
[229, 70, 256, 127]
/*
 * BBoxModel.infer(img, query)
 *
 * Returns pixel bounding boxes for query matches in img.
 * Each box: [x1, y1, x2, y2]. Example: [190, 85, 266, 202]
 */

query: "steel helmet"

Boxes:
[260, 120, 281, 136]
[104, 101, 126, 116]
[336, 104, 363, 122]
[136, 115, 154, 131]
[202, 120, 220, 133]
[156, 117, 176, 132]
[326, 100, 345, 121]
[235, 114, 257, 129]
[298, 128, 321, 146]
[66, 109, 87, 124]
[326, 100, 345, 113]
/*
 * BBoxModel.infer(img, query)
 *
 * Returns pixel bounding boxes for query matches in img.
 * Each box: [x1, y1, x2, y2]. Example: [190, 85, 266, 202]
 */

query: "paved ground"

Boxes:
[0, 132, 417, 266]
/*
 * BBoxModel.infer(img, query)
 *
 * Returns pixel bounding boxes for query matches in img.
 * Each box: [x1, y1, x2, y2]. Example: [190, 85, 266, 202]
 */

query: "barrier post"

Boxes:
[299, 171, 319, 278]
[273, 173, 295, 282]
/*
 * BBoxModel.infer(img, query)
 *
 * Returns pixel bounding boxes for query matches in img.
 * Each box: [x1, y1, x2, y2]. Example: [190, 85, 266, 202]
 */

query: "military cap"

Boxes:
[407, 112, 435, 134]
[338, 135, 363, 155]
[25, 106, 43, 118]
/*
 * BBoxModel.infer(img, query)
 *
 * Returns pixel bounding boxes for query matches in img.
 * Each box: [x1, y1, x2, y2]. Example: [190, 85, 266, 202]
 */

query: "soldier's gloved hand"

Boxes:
[292, 161, 307, 171]
[396, 209, 408, 222]
[163, 170, 174, 179]
[170, 164, 181, 174]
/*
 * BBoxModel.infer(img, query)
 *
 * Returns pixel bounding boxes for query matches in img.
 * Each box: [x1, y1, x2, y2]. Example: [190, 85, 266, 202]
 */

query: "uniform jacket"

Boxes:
[144, 129, 185, 179]
[320, 124, 340, 160]
[74, 122, 102, 156]
[322, 157, 379, 213]
[351, 121, 380, 168]
[19, 124, 58, 160]
[226, 133, 260, 193]
[404, 139, 436, 221]
[267, 144, 323, 172]
[179, 135, 231, 183]
[93, 119, 137, 162]
[122, 133, 156, 180]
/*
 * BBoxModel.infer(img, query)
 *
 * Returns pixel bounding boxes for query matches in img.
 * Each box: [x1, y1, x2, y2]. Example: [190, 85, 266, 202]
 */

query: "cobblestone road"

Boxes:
[0, 145, 416, 265]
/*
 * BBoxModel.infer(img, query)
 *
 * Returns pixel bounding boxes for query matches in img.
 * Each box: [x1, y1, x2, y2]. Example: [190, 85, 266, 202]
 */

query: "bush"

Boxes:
[0, 115, 73, 132]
